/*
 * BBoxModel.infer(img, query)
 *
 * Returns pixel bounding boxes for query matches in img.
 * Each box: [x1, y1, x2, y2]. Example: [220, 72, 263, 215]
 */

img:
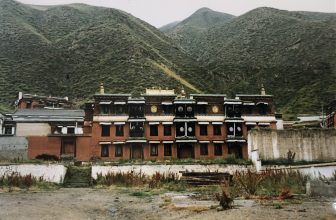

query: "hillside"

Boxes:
[163, 7, 336, 114]
[0, 0, 214, 109]
[161, 7, 235, 53]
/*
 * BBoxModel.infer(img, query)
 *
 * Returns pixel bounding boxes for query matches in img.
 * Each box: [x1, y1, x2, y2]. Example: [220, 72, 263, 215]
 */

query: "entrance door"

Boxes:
[131, 144, 143, 159]
[177, 144, 194, 159]
[228, 144, 243, 159]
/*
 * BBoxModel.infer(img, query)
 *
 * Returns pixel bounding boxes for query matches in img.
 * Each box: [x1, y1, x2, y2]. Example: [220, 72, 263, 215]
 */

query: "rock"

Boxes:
[216, 206, 224, 211]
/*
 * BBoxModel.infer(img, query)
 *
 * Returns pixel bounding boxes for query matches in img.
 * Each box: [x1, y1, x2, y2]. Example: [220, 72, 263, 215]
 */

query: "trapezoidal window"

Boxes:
[163, 124, 172, 136]
[200, 143, 208, 156]
[150, 144, 158, 156]
[101, 125, 110, 137]
[214, 143, 223, 156]
[101, 144, 109, 157]
[115, 145, 123, 157]
[199, 124, 208, 136]
[150, 125, 158, 136]
[164, 143, 172, 156]
[115, 125, 124, 136]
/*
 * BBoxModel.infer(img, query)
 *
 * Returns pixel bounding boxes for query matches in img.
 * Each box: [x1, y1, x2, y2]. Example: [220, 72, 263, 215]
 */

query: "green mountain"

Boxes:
[161, 8, 235, 54]
[163, 7, 336, 114]
[0, 0, 214, 109]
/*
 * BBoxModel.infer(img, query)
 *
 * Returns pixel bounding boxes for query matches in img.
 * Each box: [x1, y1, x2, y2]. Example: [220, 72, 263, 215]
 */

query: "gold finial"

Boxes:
[261, 84, 266, 95]
[181, 86, 186, 98]
[100, 82, 104, 94]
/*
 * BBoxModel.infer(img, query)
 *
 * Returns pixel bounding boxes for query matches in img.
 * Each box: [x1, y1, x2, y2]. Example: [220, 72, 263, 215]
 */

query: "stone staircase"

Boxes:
[63, 165, 92, 188]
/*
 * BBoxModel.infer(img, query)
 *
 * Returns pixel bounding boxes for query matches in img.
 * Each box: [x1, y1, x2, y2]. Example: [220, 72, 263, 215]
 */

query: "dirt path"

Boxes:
[0, 188, 334, 220]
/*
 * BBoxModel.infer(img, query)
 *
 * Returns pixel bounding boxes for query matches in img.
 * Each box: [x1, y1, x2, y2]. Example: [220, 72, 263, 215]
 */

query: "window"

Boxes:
[4, 126, 12, 135]
[101, 125, 110, 137]
[115, 105, 125, 114]
[26, 102, 31, 109]
[150, 125, 158, 136]
[164, 144, 172, 156]
[200, 125, 208, 136]
[163, 124, 172, 136]
[115, 125, 124, 136]
[235, 123, 243, 136]
[150, 144, 158, 156]
[198, 105, 206, 114]
[67, 127, 75, 134]
[101, 105, 109, 114]
[214, 144, 222, 156]
[213, 125, 222, 136]
[101, 144, 109, 157]
[200, 143, 208, 156]
[115, 145, 123, 157]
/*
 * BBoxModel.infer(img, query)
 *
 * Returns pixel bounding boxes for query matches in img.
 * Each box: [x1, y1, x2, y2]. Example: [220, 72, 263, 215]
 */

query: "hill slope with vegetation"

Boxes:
[0, 0, 214, 109]
[163, 7, 336, 114]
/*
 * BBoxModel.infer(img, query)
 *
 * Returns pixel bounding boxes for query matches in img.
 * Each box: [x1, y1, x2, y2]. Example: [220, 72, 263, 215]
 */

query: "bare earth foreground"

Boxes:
[0, 188, 335, 220]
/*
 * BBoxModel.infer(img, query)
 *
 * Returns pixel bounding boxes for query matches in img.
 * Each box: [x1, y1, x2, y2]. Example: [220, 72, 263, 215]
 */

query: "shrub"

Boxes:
[0, 172, 41, 188]
[95, 171, 179, 188]
[232, 169, 308, 197]
[215, 183, 233, 210]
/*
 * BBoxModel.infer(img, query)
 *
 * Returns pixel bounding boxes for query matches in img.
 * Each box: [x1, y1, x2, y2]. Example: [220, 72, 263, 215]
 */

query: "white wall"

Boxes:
[248, 129, 336, 161]
[16, 123, 50, 136]
[0, 164, 67, 183]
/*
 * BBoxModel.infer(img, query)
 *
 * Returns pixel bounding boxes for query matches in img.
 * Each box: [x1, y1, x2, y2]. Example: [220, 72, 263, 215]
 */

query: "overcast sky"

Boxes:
[17, 0, 336, 27]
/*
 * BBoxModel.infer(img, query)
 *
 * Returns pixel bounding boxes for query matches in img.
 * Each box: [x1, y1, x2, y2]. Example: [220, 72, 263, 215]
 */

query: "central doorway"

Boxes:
[131, 144, 143, 159]
[228, 143, 243, 159]
[177, 143, 194, 159]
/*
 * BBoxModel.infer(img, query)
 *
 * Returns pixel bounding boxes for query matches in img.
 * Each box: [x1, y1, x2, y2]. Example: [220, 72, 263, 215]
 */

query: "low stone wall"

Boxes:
[0, 136, 28, 160]
[91, 164, 253, 179]
[307, 180, 336, 197]
[0, 164, 67, 183]
[248, 129, 336, 161]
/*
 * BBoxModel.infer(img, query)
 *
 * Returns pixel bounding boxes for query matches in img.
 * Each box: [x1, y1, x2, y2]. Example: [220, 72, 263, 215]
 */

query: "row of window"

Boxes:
[100, 143, 223, 157]
[101, 124, 242, 137]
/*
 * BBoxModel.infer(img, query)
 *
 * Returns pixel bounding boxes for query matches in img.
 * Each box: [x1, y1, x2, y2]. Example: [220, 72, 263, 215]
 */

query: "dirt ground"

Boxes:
[0, 188, 335, 220]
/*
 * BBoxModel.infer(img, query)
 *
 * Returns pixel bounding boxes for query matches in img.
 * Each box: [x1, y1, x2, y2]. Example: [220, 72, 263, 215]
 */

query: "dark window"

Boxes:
[101, 125, 110, 137]
[150, 125, 158, 136]
[186, 105, 194, 117]
[176, 122, 185, 137]
[115, 105, 125, 114]
[129, 105, 144, 118]
[163, 124, 172, 136]
[115, 145, 123, 157]
[67, 127, 75, 134]
[199, 124, 208, 136]
[26, 102, 31, 109]
[130, 122, 144, 137]
[226, 105, 234, 117]
[150, 144, 158, 156]
[187, 122, 195, 136]
[198, 105, 206, 114]
[235, 123, 243, 136]
[101, 144, 109, 157]
[213, 125, 222, 136]
[4, 126, 12, 135]
[200, 143, 208, 156]
[115, 125, 124, 136]
[101, 104, 109, 114]
[162, 105, 173, 114]
[227, 123, 234, 136]
[164, 144, 172, 156]
[176, 105, 185, 117]
[214, 144, 222, 156]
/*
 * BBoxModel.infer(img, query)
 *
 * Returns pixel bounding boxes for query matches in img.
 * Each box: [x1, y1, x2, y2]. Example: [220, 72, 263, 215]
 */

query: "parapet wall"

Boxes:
[248, 129, 336, 161]
[0, 136, 28, 160]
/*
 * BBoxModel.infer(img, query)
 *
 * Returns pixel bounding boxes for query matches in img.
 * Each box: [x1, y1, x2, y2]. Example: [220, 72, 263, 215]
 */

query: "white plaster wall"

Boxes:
[0, 164, 67, 183]
[249, 129, 336, 161]
[16, 123, 50, 136]
[299, 165, 336, 179]
[92, 164, 252, 179]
